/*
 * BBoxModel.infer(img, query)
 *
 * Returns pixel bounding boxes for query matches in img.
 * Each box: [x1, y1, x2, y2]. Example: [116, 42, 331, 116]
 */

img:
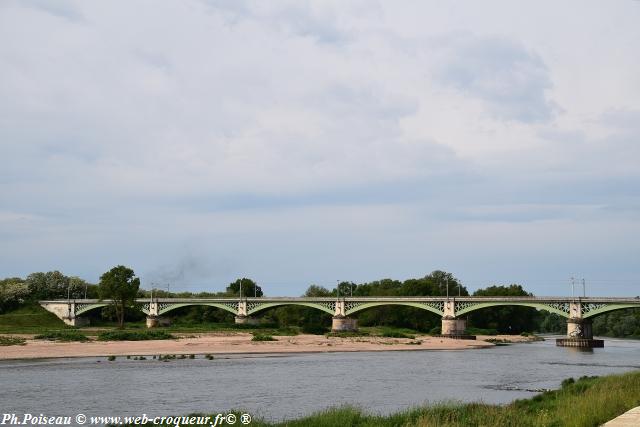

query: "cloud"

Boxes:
[435, 35, 558, 123]
[0, 1, 639, 294]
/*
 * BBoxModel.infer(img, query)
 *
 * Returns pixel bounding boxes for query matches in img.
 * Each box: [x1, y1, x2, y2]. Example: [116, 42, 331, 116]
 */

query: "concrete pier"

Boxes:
[557, 318, 604, 348]
[331, 316, 358, 332]
[441, 317, 466, 335]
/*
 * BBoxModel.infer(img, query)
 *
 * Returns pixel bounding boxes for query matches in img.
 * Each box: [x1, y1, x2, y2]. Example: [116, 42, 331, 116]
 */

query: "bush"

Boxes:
[381, 331, 415, 339]
[0, 336, 26, 346]
[429, 326, 441, 335]
[97, 330, 174, 341]
[251, 333, 276, 341]
[301, 324, 329, 335]
[272, 327, 299, 336]
[35, 330, 89, 342]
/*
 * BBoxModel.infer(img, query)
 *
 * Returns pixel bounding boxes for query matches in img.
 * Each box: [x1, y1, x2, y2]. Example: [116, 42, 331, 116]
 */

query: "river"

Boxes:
[1, 337, 639, 422]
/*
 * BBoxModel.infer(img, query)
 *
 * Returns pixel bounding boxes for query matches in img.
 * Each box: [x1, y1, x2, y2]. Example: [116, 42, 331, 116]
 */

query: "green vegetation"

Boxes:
[97, 330, 175, 341]
[0, 336, 26, 346]
[99, 265, 140, 328]
[380, 331, 415, 339]
[115, 372, 640, 427]
[0, 304, 68, 334]
[251, 333, 276, 341]
[593, 308, 640, 339]
[34, 330, 89, 342]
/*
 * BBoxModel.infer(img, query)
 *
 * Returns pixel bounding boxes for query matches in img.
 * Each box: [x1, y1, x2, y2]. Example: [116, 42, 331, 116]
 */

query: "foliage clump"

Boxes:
[97, 330, 174, 341]
[34, 330, 89, 342]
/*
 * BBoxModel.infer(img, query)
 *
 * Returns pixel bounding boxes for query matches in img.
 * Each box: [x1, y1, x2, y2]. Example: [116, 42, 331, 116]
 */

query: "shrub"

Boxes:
[251, 334, 276, 341]
[301, 324, 328, 335]
[0, 336, 26, 346]
[97, 330, 174, 341]
[34, 330, 89, 342]
[381, 331, 415, 339]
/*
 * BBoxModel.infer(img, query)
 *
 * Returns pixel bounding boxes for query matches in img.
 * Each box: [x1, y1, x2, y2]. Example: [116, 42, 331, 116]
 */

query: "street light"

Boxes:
[239, 278, 243, 300]
[582, 278, 586, 298]
[570, 277, 576, 300]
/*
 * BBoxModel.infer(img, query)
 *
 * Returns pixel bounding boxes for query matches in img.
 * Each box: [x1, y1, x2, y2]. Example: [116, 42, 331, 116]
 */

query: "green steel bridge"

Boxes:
[40, 296, 640, 342]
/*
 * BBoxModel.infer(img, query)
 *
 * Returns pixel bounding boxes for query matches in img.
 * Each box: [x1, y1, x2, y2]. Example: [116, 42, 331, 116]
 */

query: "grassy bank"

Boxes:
[117, 371, 640, 427]
[0, 304, 67, 334]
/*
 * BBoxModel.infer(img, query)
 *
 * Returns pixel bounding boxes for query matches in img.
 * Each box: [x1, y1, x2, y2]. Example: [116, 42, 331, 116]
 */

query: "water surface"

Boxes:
[1, 337, 639, 421]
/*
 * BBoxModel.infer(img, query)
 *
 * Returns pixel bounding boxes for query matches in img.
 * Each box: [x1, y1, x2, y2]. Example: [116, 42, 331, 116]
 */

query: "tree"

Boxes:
[98, 265, 140, 327]
[24, 271, 91, 301]
[0, 278, 29, 313]
[226, 278, 263, 298]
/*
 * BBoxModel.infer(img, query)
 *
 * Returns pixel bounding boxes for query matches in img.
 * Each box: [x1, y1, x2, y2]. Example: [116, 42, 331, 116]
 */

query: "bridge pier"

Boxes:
[332, 316, 358, 332]
[235, 315, 260, 325]
[441, 316, 466, 336]
[556, 317, 604, 348]
[146, 316, 171, 328]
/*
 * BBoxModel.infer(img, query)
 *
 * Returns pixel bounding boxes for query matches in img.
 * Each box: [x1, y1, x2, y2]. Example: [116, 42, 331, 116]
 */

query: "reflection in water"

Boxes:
[1, 338, 639, 421]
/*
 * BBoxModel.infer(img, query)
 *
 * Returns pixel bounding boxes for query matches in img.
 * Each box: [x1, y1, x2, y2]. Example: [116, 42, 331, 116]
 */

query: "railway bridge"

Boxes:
[40, 296, 640, 345]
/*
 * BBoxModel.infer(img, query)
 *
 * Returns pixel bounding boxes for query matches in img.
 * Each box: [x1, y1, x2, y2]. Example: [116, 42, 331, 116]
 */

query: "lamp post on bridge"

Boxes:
[570, 277, 576, 301]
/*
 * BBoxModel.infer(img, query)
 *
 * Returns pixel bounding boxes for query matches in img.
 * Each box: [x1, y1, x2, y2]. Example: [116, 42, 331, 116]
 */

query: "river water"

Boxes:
[1, 337, 639, 422]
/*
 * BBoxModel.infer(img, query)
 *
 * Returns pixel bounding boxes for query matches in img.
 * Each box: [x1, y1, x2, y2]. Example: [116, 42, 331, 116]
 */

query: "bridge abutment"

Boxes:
[331, 316, 358, 332]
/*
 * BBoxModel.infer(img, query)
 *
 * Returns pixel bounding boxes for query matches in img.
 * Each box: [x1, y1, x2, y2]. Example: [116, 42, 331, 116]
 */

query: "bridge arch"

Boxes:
[345, 302, 444, 317]
[157, 303, 238, 316]
[454, 302, 570, 318]
[582, 304, 640, 319]
[75, 303, 110, 316]
[247, 302, 334, 316]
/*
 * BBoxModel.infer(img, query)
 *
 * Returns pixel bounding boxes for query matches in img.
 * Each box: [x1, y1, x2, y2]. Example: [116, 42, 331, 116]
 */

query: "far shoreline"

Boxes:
[0, 332, 541, 361]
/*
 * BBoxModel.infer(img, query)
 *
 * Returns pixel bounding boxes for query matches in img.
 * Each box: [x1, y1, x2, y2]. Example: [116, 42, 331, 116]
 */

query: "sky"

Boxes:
[1, 0, 639, 296]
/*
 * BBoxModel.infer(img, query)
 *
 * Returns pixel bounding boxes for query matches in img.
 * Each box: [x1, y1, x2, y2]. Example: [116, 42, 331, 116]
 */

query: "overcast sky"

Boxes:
[1, 1, 639, 296]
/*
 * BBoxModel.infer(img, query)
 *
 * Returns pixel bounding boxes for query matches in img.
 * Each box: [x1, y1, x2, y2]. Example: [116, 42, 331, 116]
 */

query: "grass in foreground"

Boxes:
[115, 371, 640, 427]
[97, 330, 175, 341]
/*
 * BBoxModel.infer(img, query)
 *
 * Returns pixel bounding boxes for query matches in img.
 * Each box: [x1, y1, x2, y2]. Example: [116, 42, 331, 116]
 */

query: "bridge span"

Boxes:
[40, 296, 640, 344]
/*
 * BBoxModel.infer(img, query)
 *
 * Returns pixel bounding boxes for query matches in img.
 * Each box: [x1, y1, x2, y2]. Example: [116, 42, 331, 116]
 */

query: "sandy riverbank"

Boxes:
[0, 333, 540, 360]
